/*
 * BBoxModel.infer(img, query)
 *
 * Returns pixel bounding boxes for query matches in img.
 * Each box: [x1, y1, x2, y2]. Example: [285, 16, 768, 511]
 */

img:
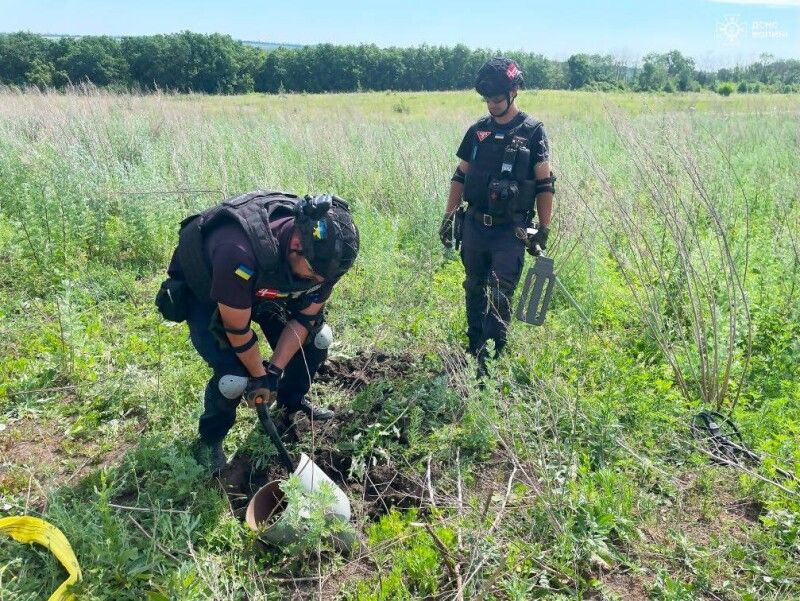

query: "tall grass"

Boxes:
[1, 87, 799, 599]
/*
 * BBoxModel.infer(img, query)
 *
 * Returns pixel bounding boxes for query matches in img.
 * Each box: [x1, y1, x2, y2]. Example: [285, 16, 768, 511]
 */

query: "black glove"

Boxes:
[526, 227, 550, 256]
[439, 213, 455, 249]
[244, 362, 283, 408]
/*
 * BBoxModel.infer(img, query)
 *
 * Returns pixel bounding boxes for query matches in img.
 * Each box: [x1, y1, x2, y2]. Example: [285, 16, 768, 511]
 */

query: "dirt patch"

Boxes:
[362, 463, 425, 519]
[316, 349, 416, 393]
[724, 498, 765, 524]
[597, 570, 650, 600]
[318, 558, 374, 599]
[218, 349, 431, 527]
[292, 412, 351, 478]
[295, 407, 425, 519]
[0, 415, 140, 507]
[217, 453, 284, 518]
[218, 415, 424, 524]
[631, 469, 764, 598]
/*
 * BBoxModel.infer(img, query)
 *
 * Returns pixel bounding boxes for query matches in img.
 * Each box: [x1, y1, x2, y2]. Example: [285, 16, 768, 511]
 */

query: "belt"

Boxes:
[466, 207, 513, 227]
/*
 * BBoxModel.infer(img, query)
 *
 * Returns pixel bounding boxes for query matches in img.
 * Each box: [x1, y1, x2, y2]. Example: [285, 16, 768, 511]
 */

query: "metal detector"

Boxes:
[514, 246, 590, 326]
[691, 410, 798, 483]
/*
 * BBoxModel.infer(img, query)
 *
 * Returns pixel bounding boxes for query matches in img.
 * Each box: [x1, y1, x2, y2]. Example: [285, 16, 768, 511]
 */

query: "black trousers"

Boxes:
[460, 213, 526, 356]
[186, 301, 327, 445]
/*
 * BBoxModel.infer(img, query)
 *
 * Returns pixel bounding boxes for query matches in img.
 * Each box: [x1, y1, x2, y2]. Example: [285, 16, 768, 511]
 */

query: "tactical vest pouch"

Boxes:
[464, 168, 491, 209]
[155, 277, 191, 323]
[488, 178, 519, 218]
[514, 181, 536, 213]
[176, 215, 214, 300]
[513, 147, 531, 181]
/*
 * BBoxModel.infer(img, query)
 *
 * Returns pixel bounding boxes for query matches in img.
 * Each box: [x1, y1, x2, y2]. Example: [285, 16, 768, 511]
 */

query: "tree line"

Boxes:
[1, 31, 798, 94]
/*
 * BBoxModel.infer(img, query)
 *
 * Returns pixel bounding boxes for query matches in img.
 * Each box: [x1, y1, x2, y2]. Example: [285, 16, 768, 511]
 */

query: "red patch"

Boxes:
[506, 63, 520, 80]
[256, 288, 288, 299]
[476, 130, 491, 142]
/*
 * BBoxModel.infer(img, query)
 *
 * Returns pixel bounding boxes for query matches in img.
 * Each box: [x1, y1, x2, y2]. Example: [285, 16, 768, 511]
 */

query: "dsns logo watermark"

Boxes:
[717, 15, 789, 45]
[717, 15, 746, 44]
[752, 21, 789, 40]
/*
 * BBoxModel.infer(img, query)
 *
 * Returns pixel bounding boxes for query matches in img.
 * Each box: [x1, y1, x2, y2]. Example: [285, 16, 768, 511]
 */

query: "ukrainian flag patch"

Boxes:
[234, 264, 254, 281]
[313, 220, 327, 240]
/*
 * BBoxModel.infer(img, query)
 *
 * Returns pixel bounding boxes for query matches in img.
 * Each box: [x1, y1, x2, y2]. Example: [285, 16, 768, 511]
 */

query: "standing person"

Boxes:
[156, 190, 360, 474]
[439, 57, 555, 371]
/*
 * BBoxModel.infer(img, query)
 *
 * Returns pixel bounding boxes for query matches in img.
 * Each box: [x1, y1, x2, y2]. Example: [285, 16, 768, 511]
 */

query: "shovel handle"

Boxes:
[256, 402, 296, 475]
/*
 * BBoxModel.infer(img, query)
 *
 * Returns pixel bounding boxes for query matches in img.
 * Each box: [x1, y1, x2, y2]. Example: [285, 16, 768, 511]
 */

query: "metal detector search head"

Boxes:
[514, 253, 556, 326]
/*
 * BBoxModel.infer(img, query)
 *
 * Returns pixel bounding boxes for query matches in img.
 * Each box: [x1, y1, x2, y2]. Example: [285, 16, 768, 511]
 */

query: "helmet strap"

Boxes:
[494, 92, 514, 118]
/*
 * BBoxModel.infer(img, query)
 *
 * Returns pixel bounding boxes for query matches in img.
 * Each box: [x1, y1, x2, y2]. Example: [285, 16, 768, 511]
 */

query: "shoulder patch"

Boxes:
[476, 130, 491, 142]
[234, 264, 254, 281]
[256, 288, 289, 299]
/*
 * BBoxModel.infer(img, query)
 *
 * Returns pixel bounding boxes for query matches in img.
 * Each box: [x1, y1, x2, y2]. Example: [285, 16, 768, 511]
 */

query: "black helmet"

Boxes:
[294, 194, 360, 280]
[475, 57, 524, 97]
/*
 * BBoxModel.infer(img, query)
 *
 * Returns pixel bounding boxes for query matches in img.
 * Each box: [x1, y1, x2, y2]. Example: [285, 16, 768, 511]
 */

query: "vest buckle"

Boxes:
[483, 213, 493, 226]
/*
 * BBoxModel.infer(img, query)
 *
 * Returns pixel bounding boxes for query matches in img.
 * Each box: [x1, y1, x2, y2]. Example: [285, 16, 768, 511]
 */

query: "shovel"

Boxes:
[254, 401, 295, 474]
[514, 245, 590, 326]
[218, 374, 353, 549]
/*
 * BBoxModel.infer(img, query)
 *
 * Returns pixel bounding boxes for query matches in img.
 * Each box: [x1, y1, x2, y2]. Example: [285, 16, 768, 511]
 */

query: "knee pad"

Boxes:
[218, 374, 249, 400]
[310, 323, 333, 350]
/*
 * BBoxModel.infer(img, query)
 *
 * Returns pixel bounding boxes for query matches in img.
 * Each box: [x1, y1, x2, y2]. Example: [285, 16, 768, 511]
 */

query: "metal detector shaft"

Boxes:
[553, 276, 590, 324]
[256, 402, 296, 475]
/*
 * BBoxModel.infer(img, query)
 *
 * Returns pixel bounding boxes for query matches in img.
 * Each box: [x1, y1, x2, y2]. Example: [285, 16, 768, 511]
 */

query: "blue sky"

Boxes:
[2, 0, 798, 66]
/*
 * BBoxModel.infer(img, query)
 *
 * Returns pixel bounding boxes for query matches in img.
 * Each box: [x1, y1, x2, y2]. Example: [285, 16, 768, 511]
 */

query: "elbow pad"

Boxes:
[229, 331, 258, 353]
[451, 167, 466, 184]
[292, 309, 324, 332]
[534, 172, 556, 195]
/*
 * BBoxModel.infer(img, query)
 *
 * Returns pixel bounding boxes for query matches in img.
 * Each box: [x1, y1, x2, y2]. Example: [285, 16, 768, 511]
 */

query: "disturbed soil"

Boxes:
[219, 349, 427, 521]
[315, 348, 416, 393]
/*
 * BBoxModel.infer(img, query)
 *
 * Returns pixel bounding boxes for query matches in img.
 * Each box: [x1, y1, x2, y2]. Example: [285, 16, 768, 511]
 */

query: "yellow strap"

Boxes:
[0, 516, 82, 601]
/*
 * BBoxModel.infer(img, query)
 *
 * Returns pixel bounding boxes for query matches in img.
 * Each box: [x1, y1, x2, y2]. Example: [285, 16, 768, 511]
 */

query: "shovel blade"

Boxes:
[514, 256, 556, 325]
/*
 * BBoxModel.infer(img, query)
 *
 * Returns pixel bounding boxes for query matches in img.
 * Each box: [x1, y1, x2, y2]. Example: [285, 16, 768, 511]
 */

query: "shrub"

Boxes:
[717, 82, 735, 96]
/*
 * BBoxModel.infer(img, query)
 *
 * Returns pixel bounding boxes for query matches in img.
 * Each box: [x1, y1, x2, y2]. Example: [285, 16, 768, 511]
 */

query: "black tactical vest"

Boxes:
[463, 115, 540, 218]
[176, 190, 301, 300]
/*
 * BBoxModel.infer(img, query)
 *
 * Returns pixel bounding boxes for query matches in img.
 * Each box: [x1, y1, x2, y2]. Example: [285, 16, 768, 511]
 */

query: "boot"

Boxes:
[194, 439, 228, 476]
[299, 397, 335, 421]
[210, 441, 227, 475]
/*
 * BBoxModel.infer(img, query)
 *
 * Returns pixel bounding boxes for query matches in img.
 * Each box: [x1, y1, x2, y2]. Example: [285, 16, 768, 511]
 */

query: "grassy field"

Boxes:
[0, 87, 799, 600]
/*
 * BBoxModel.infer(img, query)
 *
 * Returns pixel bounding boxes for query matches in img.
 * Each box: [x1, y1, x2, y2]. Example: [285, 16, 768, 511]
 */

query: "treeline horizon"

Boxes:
[1, 31, 799, 95]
